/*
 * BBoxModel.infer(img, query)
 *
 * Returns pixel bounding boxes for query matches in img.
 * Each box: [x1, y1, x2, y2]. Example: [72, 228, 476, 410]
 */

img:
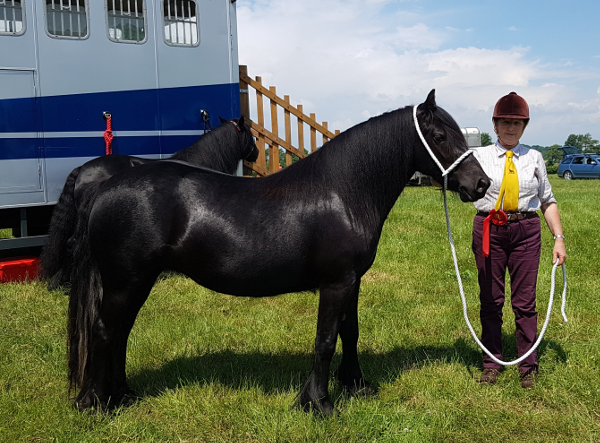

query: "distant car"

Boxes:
[558, 146, 580, 158]
[557, 154, 600, 179]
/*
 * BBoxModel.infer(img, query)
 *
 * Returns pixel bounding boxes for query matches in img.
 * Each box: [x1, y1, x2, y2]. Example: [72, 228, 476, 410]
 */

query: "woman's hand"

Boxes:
[553, 238, 566, 265]
[541, 202, 566, 265]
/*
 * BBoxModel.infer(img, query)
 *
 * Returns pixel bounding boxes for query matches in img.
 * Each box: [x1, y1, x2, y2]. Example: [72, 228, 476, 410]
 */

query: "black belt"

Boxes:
[477, 211, 538, 222]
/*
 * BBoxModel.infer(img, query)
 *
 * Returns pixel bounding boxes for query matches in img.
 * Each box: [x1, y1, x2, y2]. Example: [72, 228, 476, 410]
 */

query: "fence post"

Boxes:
[284, 95, 292, 166]
[297, 104, 305, 156]
[269, 86, 280, 173]
[239, 65, 251, 175]
[310, 113, 317, 153]
[255, 76, 267, 171]
[239, 65, 250, 122]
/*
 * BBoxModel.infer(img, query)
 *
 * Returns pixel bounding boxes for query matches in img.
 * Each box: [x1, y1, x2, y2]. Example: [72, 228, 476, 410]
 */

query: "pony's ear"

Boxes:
[219, 116, 227, 124]
[238, 115, 245, 127]
[423, 89, 436, 110]
[417, 89, 436, 124]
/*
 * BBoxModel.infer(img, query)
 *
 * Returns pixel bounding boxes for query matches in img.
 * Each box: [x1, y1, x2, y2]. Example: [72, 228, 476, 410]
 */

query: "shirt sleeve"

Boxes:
[536, 151, 557, 206]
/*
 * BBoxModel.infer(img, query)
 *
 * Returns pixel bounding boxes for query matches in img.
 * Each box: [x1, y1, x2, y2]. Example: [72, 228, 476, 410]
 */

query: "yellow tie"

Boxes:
[494, 150, 519, 212]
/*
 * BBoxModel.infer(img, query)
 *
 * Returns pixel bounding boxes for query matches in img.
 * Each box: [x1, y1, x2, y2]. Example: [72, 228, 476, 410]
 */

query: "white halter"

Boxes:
[413, 104, 568, 367]
[412, 105, 475, 177]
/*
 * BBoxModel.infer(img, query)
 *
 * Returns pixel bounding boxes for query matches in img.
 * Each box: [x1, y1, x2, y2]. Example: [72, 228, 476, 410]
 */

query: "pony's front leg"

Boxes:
[335, 278, 378, 396]
[298, 276, 355, 416]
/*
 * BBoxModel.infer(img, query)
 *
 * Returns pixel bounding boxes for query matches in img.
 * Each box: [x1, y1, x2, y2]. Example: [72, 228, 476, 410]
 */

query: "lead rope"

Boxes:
[442, 175, 568, 366]
[103, 112, 113, 155]
[412, 105, 568, 366]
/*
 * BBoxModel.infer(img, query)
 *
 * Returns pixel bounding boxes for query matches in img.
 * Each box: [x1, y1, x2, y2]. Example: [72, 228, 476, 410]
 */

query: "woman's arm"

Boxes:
[541, 202, 567, 265]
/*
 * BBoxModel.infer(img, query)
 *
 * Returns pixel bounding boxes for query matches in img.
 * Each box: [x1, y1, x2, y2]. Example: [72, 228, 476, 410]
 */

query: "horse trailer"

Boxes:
[461, 127, 482, 148]
[0, 0, 241, 252]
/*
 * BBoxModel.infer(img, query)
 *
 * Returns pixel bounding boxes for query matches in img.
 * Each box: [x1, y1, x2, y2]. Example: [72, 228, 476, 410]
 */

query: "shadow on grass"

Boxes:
[127, 335, 567, 401]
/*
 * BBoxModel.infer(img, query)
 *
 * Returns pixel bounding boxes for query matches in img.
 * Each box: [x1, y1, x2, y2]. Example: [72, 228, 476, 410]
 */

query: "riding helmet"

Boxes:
[492, 92, 529, 124]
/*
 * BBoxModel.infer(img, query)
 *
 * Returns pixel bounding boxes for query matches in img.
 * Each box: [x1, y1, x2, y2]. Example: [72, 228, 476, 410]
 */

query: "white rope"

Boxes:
[443, 176, 568, 366]
[412, 104, 475, 177]
[412, 104, 568, 366]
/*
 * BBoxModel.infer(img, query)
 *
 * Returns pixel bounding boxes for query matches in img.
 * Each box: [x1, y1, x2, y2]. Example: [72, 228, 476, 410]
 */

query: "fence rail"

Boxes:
[239, 65, 339, 176]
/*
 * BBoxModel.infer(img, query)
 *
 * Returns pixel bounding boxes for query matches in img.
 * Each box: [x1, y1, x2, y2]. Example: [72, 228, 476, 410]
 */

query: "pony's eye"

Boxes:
[433, 133, 445, 143]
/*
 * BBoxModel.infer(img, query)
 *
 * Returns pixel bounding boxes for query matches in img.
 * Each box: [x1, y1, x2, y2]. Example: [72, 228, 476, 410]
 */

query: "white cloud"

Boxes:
[237, 0, 600, 146]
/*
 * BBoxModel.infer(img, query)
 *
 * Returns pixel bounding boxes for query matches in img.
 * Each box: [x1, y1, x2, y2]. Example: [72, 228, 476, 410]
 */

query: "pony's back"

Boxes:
[39, 119, 255, 290]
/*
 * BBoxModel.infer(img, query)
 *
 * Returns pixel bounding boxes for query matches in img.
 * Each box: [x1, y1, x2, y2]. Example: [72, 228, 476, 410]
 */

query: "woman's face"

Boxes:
[494, 118, 526, 149]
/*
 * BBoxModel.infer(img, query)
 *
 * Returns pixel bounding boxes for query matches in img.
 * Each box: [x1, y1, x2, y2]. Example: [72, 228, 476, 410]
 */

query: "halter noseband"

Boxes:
[412, 105, 474, 180]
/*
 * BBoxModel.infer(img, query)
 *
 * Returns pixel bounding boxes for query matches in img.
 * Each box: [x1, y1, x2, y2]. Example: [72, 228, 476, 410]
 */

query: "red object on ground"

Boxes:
[0, 257, 39, 283]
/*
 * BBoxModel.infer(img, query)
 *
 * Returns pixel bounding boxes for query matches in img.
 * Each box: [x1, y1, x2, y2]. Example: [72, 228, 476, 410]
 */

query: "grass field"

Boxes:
[1, 176, 599, 442]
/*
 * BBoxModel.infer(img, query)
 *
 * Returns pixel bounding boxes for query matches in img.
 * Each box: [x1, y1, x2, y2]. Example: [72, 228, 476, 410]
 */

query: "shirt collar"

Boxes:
[494, 141, 524, 158]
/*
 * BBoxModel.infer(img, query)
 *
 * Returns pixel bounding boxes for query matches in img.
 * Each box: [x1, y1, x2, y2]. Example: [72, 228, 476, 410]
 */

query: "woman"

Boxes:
[471, 92, 567, 388]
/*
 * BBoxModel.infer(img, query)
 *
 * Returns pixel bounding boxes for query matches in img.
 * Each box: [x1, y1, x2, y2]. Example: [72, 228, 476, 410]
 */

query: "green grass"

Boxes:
[1, 176, 599, 442]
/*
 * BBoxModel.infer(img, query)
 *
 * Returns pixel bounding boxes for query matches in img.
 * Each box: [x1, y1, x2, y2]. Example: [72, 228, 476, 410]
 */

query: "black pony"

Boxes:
[39, 117, 258, 289]
[68, 91, 490, 415]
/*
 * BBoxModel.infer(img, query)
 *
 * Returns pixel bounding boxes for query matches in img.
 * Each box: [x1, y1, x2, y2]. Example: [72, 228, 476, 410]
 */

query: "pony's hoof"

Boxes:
[300, 398, 337, 417]
[296, 390, 336, 417]
[348, 381, 378, 397]
[119, 389, 140, 407]
[73, 387, 138, 412]
[72, 390, 103, 412]
[336, 373, 379, 398]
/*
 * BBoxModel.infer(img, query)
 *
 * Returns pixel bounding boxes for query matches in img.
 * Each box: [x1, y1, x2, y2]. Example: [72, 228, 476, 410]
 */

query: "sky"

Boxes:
[236, 0, 600, 147]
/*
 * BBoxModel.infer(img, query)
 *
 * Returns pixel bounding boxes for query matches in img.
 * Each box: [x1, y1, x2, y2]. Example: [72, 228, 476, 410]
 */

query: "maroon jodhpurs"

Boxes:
[472, 213, 541, 374]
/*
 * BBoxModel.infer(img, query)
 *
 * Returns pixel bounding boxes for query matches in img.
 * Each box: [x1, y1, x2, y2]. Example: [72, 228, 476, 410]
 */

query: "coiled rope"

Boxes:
[412, 105, 568, 366]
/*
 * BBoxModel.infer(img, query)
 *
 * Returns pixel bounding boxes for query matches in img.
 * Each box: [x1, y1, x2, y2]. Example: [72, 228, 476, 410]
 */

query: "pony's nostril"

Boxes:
[477, 178, 490, 193]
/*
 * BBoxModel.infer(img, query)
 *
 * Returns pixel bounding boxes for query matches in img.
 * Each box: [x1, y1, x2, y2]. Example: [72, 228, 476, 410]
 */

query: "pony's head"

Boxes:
[414, 90, 490, 202]
[220, 116, 259, 163]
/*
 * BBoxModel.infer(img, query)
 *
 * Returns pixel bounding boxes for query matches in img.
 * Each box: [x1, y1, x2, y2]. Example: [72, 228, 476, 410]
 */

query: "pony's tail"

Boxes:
[39, 166, 81, 290]
[67, 186, 103, 394]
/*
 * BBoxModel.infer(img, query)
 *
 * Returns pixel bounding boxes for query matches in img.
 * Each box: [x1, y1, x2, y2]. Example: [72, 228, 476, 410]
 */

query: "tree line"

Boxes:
[480, 132, 599, 173]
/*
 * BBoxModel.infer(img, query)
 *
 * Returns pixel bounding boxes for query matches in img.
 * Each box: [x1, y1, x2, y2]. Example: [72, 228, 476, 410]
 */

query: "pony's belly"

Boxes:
[184, 270, 318, 297]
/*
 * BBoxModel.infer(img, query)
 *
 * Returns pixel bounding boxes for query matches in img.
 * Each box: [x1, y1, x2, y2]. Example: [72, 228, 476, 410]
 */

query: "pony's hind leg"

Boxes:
[298, 274, 357, 416]
[75, 279, 155, 411]
[335, 278, 378, 396]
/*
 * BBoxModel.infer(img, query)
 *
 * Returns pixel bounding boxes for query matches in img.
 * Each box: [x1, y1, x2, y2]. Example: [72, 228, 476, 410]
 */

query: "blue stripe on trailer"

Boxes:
[40, 89, 160, 132]
[0, 82, 240, 160]
[39, 82, 239, 132]
[0, 134, 207, 160]
[43, 136, 160, 158]
[0, 138, 40, 160]
[0, 96, 38, 133]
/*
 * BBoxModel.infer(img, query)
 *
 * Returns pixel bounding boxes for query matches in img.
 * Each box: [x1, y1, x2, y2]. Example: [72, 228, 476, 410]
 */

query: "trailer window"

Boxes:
[107, 0, 146, 43]
[0, 0, 25, 35]
[46, 0, 88, 39]
[162, 0, 199, 47]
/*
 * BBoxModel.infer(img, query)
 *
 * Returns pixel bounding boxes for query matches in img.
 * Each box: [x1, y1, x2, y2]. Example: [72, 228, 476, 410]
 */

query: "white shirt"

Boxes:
[472, 142, 557, 213]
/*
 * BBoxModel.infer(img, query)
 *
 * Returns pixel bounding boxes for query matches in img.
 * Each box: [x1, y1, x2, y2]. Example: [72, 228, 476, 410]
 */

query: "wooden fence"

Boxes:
[239, 65, 340, 176]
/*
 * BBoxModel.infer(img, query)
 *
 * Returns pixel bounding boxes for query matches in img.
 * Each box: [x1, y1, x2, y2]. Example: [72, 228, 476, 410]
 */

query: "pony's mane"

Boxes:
[263, 106, 418, 220]
[171, 122, 242, 174]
